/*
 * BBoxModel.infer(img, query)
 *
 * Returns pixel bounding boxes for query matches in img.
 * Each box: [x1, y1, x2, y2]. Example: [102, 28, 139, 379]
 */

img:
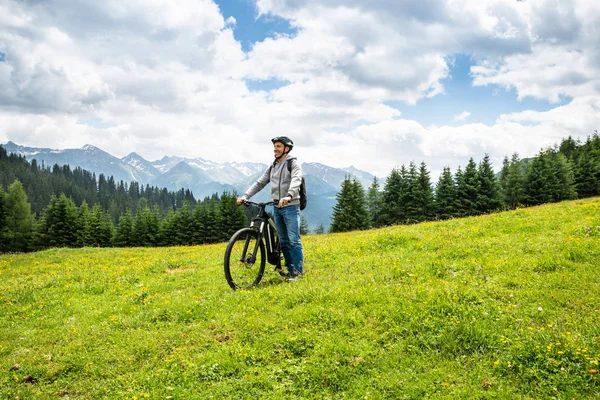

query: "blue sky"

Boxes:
[214, 0, 297, 52]
[0, 0, 598, 177]
[386, 53, 573, 127]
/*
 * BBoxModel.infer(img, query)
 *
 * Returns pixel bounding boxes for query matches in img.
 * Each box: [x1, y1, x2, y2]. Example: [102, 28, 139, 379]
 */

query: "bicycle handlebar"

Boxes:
[241, 200, 277, 207]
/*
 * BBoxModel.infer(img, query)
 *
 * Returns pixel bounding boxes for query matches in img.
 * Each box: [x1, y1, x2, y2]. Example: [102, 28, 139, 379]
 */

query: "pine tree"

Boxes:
[501, 153, 527, 209]
[434, 167, 456, 219]
[476, 154, 501, 213]
[314, 224, 325, 234]
[38, 194, 79, 247]
[455, 159, 479, 216]
[366, 177, 383, 227]
[158, 210, 178, 247]
[379, 167, 406, 226]
[526, 149, 576, 205]
[551, 151, 577, 201]
[192, 203, 208, 244]
[218, 192, 247, 242]
[175, 201, 194, 245]
[300, 215, 309, 235]
[146, 207, 160, 246]
[203, 199, 222, 244]
[113, 210, 134, 247]
[3, 180, 34, 252]
[0, 188, 9, 252]
[331, 176, 369, 232]
[403, 162, 420, 223]
[558, 136, 580, 161]
[411, 162, 434, 222]
[573, 137, 600, 198]
[77, 200, 96, 247]
[91, 204, 113, 247]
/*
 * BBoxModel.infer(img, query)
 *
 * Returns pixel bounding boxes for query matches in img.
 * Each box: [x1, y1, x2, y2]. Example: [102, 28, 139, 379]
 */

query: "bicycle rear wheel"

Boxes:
[224, 228, 266, 290]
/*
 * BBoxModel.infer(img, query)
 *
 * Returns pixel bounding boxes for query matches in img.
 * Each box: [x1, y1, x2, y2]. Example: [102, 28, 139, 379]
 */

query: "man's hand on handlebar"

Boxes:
[278, 196, 292, 208]
[236, 197, 246, 206]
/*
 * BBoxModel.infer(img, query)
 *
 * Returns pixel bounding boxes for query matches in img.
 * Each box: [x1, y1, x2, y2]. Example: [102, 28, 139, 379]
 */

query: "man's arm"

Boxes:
[237, 166, 271, 204]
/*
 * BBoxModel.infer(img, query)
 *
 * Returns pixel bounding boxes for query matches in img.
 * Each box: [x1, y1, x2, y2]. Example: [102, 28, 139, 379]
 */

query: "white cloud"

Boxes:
[453, 111, 471, 122]
[225, 16, 237, 26]
[0, 0, 599, 182]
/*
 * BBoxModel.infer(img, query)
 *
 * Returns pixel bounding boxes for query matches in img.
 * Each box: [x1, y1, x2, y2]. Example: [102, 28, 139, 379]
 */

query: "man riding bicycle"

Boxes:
[236, 136, 305, 280]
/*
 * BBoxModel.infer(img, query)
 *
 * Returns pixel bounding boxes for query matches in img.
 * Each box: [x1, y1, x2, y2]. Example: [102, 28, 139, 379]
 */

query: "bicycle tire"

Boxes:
[224, 228, 266, 290]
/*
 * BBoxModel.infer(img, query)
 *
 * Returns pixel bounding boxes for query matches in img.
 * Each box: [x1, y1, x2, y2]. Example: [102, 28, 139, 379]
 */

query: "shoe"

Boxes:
[274, 267, 288, 278]
[287, 273, 304, 282]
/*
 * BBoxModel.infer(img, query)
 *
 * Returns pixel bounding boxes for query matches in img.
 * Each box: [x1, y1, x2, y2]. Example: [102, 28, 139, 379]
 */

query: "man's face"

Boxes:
[273, 142, 286, 158]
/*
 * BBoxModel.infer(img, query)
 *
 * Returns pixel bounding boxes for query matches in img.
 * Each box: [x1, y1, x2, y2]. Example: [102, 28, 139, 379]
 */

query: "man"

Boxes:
[237, 136, 305, 280]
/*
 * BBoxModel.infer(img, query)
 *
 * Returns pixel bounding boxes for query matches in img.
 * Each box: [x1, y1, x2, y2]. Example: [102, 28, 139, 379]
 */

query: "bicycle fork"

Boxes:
[239, 220, 266, 264]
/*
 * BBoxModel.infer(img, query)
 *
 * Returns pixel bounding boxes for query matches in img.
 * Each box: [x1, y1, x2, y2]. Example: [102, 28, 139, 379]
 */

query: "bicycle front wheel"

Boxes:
[224, 228, 266, 290]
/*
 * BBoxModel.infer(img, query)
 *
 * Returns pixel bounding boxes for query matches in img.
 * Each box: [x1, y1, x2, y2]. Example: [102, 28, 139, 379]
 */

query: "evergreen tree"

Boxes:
[91, 204, 113, 247]
[434, 167, 456, 219]
[331, 177, 370, 232]
[455, 159, 479, 216]
[476, 154, 501, 213]
[366, 177, 383, 227]
[409, 162, 434, 222]
[573, 137, 600, 198]
[379, 167, 406, 226]
[38, 194, 79, 247]
[131, 199, 160, 246]
[204, 198, 222, 243]
[146, 207, 161, 246]
[113, 210, 134, 247]
[500, 153, 527, 209]
[0, 188, 7, 252]
[526, 149, 577, 205]
[3, 180, 34, 252]
[300, 216, 309, 235]
[175, 201, 194, 245]
[218, 192, 247, 242]
[192, 202, 208, 244]
[314, 224, 325, 234]
[551, 151, 577, 201]
[558, 136, 580, 161]
[77, 200, 96, 247]
[158, 210, 178, 247]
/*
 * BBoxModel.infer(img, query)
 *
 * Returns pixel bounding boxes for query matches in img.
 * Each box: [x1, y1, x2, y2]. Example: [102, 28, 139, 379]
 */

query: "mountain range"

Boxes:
[2, 141, 376, 230]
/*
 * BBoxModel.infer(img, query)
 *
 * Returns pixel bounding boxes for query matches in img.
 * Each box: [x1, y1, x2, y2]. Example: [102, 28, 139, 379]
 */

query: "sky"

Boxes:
[1, 0, 599, 179]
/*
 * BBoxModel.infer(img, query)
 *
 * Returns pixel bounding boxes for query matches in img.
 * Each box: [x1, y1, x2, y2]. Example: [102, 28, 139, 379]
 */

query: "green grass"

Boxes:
[1, 198, 600, 399]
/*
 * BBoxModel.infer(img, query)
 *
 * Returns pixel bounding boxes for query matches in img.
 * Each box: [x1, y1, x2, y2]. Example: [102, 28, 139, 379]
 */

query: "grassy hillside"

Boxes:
[1, 198, 600, 399]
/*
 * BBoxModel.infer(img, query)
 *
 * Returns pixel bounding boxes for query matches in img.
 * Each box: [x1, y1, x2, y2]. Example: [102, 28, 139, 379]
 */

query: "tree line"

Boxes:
[331, 132, 600, 232]
[0, 146, 197, 222]
[0, 146, 248, 252]
[2, 131, 598, 250]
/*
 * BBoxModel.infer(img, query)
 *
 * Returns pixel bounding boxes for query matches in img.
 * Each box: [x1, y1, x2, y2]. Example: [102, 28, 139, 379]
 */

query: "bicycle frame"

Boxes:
[244, 202, 280, 266]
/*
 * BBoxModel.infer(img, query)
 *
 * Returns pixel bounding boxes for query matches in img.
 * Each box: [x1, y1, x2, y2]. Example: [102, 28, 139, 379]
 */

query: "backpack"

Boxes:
[270, 159, 307, 210]
[288, 160, 308, 211]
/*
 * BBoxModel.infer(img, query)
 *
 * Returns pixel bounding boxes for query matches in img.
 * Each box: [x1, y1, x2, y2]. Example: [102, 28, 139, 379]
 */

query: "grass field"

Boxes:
[1, 198, 600, 399]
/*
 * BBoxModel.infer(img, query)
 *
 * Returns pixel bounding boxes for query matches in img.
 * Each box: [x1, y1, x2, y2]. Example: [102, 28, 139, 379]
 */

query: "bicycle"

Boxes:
[224, 201, 287, 290]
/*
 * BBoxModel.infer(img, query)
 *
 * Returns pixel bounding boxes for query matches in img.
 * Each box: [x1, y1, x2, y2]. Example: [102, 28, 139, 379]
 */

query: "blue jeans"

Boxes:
[273, 204, 304, 275]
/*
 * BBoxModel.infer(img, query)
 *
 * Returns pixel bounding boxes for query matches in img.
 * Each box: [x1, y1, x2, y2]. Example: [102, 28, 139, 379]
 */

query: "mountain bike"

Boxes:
[224, 201, 286, 290]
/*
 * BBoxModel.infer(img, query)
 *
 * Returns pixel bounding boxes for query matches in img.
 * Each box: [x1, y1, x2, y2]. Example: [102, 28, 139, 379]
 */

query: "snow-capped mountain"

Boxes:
[2, 141, 376, 229]
[122, 152, 161, 183]
[3, 141, 144, 183]
[303, 162, 374, 189]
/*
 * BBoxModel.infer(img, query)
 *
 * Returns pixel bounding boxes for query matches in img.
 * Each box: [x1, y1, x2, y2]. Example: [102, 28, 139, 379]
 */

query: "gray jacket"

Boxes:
[243, 156, 303, 206]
